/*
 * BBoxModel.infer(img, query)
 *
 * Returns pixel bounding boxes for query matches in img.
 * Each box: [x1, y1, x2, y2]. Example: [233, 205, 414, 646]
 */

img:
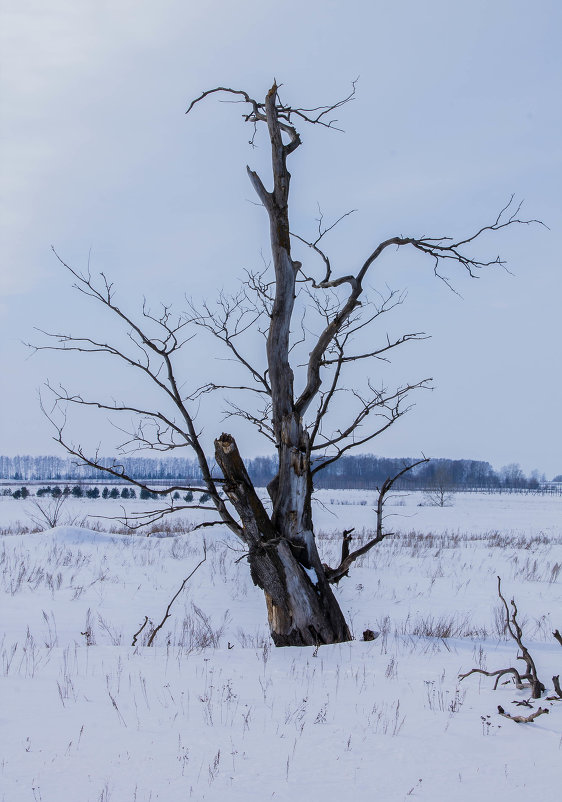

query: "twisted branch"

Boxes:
[459, 577, 545, 698]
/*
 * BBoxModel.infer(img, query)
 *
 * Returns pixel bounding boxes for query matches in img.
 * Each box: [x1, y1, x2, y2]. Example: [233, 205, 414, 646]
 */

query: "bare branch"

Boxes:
[45, 382, 192, 447]
[28, 494, 70, 530]
[146, 544, 207, 646]
[320, 332, 429, 366]
[497, 705, 549, 724]
[106, 504, 224, 532]
[187, 295, 271, 395]
[186, 80, 357, 136]
[35, 256, 244, 536]
[50, 248, 193, 357]
[458, 666, 526, 690]
[131, 616, 148, 647]
[188, 382, 270, 401]
[292, 208, 357, 281]
[311, 380, 432, 467]
[275, 78, 358, 132]
[294, 198, 542, 417]
[308, 339, 345, 449]
[40, 385, 242, 538]
[186, 87, 263, 118]
[223, 400, 276, 444]
[325, 458, 429, 583]
[459, 577, 545, 698]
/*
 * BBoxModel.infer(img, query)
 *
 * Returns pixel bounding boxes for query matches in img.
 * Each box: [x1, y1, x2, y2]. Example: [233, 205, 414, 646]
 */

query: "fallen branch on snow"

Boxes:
[458, 577, 545, 698]
[497, 705, 549, 724]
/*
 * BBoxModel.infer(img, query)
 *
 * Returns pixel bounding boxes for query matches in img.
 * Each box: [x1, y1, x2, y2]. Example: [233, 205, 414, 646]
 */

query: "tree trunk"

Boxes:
[260, 539, 352, 647]
[217, 88, 353, 645]
[215, 434, 351, 646]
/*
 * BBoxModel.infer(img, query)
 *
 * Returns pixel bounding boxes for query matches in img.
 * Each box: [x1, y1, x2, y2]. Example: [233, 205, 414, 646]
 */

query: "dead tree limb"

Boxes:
[553, 629, 562, 647]
[497, 577, 545, 698]
[497, 705, 549, 724]
[459, 577, 545, 698]
[458, 666, 526, 690]
[132, 616, 149, 646]
[146, 545, 207, 646]
[341, 528, 354, 563]
[325, 457, 429, 583]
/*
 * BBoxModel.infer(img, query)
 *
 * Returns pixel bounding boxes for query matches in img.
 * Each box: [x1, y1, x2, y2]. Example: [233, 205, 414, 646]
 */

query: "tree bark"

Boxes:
[246, 87, 353, 645]
[215, 434, 351, 646]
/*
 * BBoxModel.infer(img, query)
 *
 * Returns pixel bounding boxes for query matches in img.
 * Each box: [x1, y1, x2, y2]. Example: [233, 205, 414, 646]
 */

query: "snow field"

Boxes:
[1, 491, 561, 801]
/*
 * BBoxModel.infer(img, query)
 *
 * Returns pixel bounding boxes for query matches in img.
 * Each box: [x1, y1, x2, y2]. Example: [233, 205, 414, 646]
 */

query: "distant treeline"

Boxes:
[5, 484, 210, 503]
[0, 455, 203, 482]
[1, 454, 557, 490]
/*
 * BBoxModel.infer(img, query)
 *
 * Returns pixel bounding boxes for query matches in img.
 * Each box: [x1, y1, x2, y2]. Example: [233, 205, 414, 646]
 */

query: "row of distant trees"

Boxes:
[251, 456, 556, 491]
[0, 455, 202, 482]
[6, 484, 211, 503]
[0, 454, 559, 491]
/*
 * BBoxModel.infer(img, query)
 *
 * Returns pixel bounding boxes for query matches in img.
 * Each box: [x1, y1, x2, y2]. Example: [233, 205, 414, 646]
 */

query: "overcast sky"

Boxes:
[1, 0, 561, 477]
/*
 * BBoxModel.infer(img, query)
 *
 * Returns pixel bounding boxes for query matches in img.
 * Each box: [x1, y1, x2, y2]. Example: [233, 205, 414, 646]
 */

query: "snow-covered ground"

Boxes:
[1, 491, 561, 801]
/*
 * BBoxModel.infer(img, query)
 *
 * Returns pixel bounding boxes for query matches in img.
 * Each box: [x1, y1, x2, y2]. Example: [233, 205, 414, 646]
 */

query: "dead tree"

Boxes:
[35, 82, 537, 646]
[459, 577, 545, 698]
[422, 467, 454, 507]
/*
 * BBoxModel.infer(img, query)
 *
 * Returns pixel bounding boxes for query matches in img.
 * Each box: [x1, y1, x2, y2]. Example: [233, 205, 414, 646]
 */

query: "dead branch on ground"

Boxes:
[497, 705, 549, 724]
[459, 577, 545, 698]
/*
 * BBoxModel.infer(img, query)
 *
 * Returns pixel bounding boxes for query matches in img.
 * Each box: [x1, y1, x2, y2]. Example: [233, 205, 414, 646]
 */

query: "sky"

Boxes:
[1, 0, 561, 478]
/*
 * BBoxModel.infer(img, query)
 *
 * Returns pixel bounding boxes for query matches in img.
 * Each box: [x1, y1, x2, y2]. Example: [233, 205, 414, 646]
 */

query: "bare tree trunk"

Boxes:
[215, 434, 350, 646]
[208, 86, 349, 645]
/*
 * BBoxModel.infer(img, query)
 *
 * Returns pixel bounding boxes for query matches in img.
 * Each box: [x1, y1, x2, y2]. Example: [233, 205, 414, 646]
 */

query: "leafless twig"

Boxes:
[131, 616, 149, 647]
[27, 494, 69, 529]
[146, 544, 207, 646]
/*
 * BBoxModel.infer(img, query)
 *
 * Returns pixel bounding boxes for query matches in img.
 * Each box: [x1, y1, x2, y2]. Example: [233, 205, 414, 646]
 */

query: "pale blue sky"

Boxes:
[1, 0, 561, 476]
